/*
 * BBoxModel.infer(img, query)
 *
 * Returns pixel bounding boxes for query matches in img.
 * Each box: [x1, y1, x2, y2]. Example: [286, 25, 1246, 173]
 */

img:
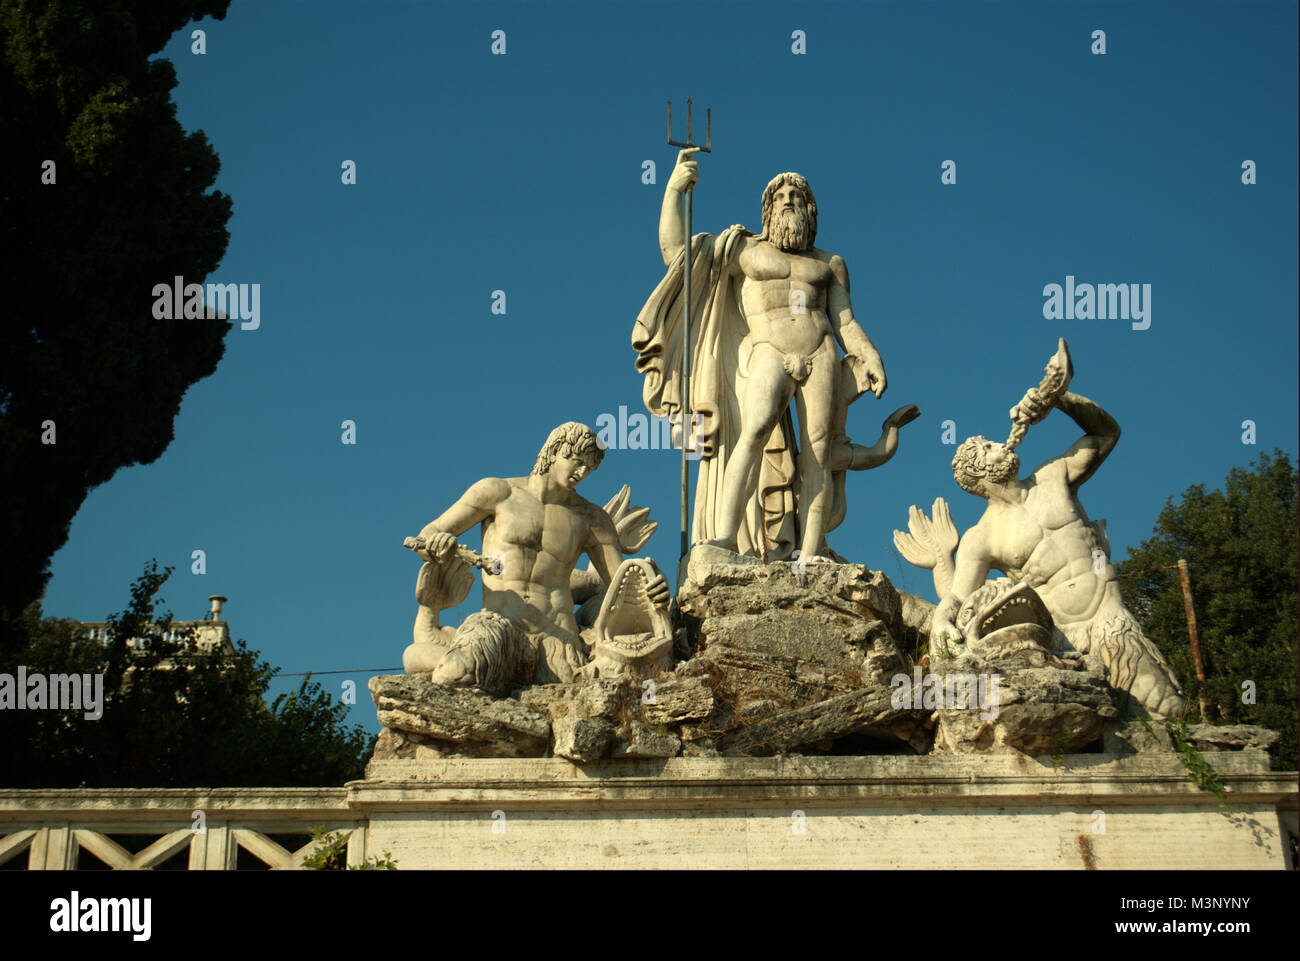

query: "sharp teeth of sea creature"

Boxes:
[591, 558, 672, 676]
[982, 596, 1032, 629]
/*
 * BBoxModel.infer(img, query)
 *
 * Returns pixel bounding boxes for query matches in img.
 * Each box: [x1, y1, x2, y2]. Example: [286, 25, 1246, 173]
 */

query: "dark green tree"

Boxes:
[0, 0, 233, 648]
[0, 562, 375, 787]
[1118, 448, 1298, 770]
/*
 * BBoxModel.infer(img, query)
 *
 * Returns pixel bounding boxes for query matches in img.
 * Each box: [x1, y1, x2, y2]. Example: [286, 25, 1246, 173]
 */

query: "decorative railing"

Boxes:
[0, 788, 364, 870]
[82, 621, 231, 653]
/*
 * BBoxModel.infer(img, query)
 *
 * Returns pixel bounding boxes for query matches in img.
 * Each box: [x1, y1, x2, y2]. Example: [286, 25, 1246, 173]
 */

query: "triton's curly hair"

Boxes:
[759, 172, 818, 246]
[952, 436, 1020, 495]
[532, 422, 605, 477]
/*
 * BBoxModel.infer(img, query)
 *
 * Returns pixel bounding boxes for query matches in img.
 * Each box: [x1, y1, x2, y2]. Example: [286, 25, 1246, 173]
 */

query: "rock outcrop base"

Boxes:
[370, 554, 1279, 765]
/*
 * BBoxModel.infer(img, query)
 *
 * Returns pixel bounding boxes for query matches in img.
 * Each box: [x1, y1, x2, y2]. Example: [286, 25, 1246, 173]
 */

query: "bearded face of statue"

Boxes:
[985, 445, 1020, 485]
[770, 206, 813, 252]
[761, 175, 817, 252]
[953, 436, 1020, 495]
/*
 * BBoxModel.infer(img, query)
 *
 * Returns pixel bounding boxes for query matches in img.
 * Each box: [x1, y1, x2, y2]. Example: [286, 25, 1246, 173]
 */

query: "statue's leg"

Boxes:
[533, 631, 587, 685]
[431, 611, 537, 697]
[404, 558, 475, 674]
[708, 343, 795, 552]
[794, 336, 840, 560]
[403, 612, 454, 674]
[1090, 589, 1187, 719]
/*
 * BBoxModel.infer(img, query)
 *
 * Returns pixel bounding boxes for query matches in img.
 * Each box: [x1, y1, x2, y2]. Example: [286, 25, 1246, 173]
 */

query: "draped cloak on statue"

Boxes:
[632, 227, 874, 560]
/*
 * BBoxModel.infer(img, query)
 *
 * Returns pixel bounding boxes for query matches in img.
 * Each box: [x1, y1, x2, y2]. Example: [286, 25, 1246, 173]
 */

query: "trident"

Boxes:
[667, 98, 711, 558]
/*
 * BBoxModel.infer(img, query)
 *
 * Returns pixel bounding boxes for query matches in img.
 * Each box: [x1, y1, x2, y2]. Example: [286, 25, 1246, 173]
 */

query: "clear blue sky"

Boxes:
[42, 0, 1299, 734]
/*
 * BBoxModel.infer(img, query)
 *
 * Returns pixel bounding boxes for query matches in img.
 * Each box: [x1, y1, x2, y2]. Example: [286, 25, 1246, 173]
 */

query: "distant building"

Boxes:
[83, 595, 237, 667]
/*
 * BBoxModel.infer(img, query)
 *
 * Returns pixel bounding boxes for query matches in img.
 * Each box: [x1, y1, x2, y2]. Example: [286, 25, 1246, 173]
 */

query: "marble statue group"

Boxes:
[397, 146, 1187, 731]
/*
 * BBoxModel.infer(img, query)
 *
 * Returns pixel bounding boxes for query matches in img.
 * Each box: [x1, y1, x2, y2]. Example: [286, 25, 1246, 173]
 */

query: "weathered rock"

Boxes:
[897, 590, 936, 637]
[677, 555, 906, 684]
[1187, 723, 1281, 753]
[552, 715, 617, 763]
[694, 642, 852, 729]
[612, 720, 681, 758]
[670, 552, 923, 754]
[1102, 718, 1175, 754]
[373, 550, 1161, 763]
[641, 675, 715, 725]
[370, 674, 550, 757]
[517, 682, 583, 720]
[676, 721, 715, 742]
[930, 652, 1118, 756]
[1103, 720, 1281, 758]
[677, 554, 904, 671]
[576, 678, 630, 722]
[681, 738, 721, 757]
[516, 677, 632, 724]
[718, 684, 929, 756]
[371, 727, 455, 761]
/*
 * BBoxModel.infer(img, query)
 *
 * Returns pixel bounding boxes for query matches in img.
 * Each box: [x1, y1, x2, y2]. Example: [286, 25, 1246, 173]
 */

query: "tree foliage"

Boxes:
[0, 0, 233, 642]
[302, 826, 397, 870]
[0, 562, 375, 787]
[1118, 448, 1298, 770]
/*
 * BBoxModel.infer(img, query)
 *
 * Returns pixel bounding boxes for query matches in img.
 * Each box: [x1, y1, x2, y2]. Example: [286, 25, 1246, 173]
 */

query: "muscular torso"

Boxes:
[479, 478, 592, 641]
[980, 474, 1111, 623]
[736, 241, 836, 356]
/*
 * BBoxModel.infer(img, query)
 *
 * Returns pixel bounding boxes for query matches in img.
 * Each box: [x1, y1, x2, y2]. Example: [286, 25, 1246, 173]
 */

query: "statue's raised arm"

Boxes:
[1021, 390, 1120, 490]
[659, 148, 701, 266]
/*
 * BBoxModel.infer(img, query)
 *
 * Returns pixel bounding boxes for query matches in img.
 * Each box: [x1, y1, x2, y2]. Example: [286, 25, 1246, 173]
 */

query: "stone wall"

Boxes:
[357, 753, 1295, 869]
[3, 754, 1294, 869]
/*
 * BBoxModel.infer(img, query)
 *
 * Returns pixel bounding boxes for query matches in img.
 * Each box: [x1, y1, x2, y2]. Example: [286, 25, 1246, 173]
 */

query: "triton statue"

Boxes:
[895, 341, 1186, 717]
[402, 422, 669, 693]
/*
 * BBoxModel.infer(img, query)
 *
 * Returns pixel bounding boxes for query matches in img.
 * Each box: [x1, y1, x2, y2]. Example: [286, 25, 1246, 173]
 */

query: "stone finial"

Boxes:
[208, 595, 228, 620]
